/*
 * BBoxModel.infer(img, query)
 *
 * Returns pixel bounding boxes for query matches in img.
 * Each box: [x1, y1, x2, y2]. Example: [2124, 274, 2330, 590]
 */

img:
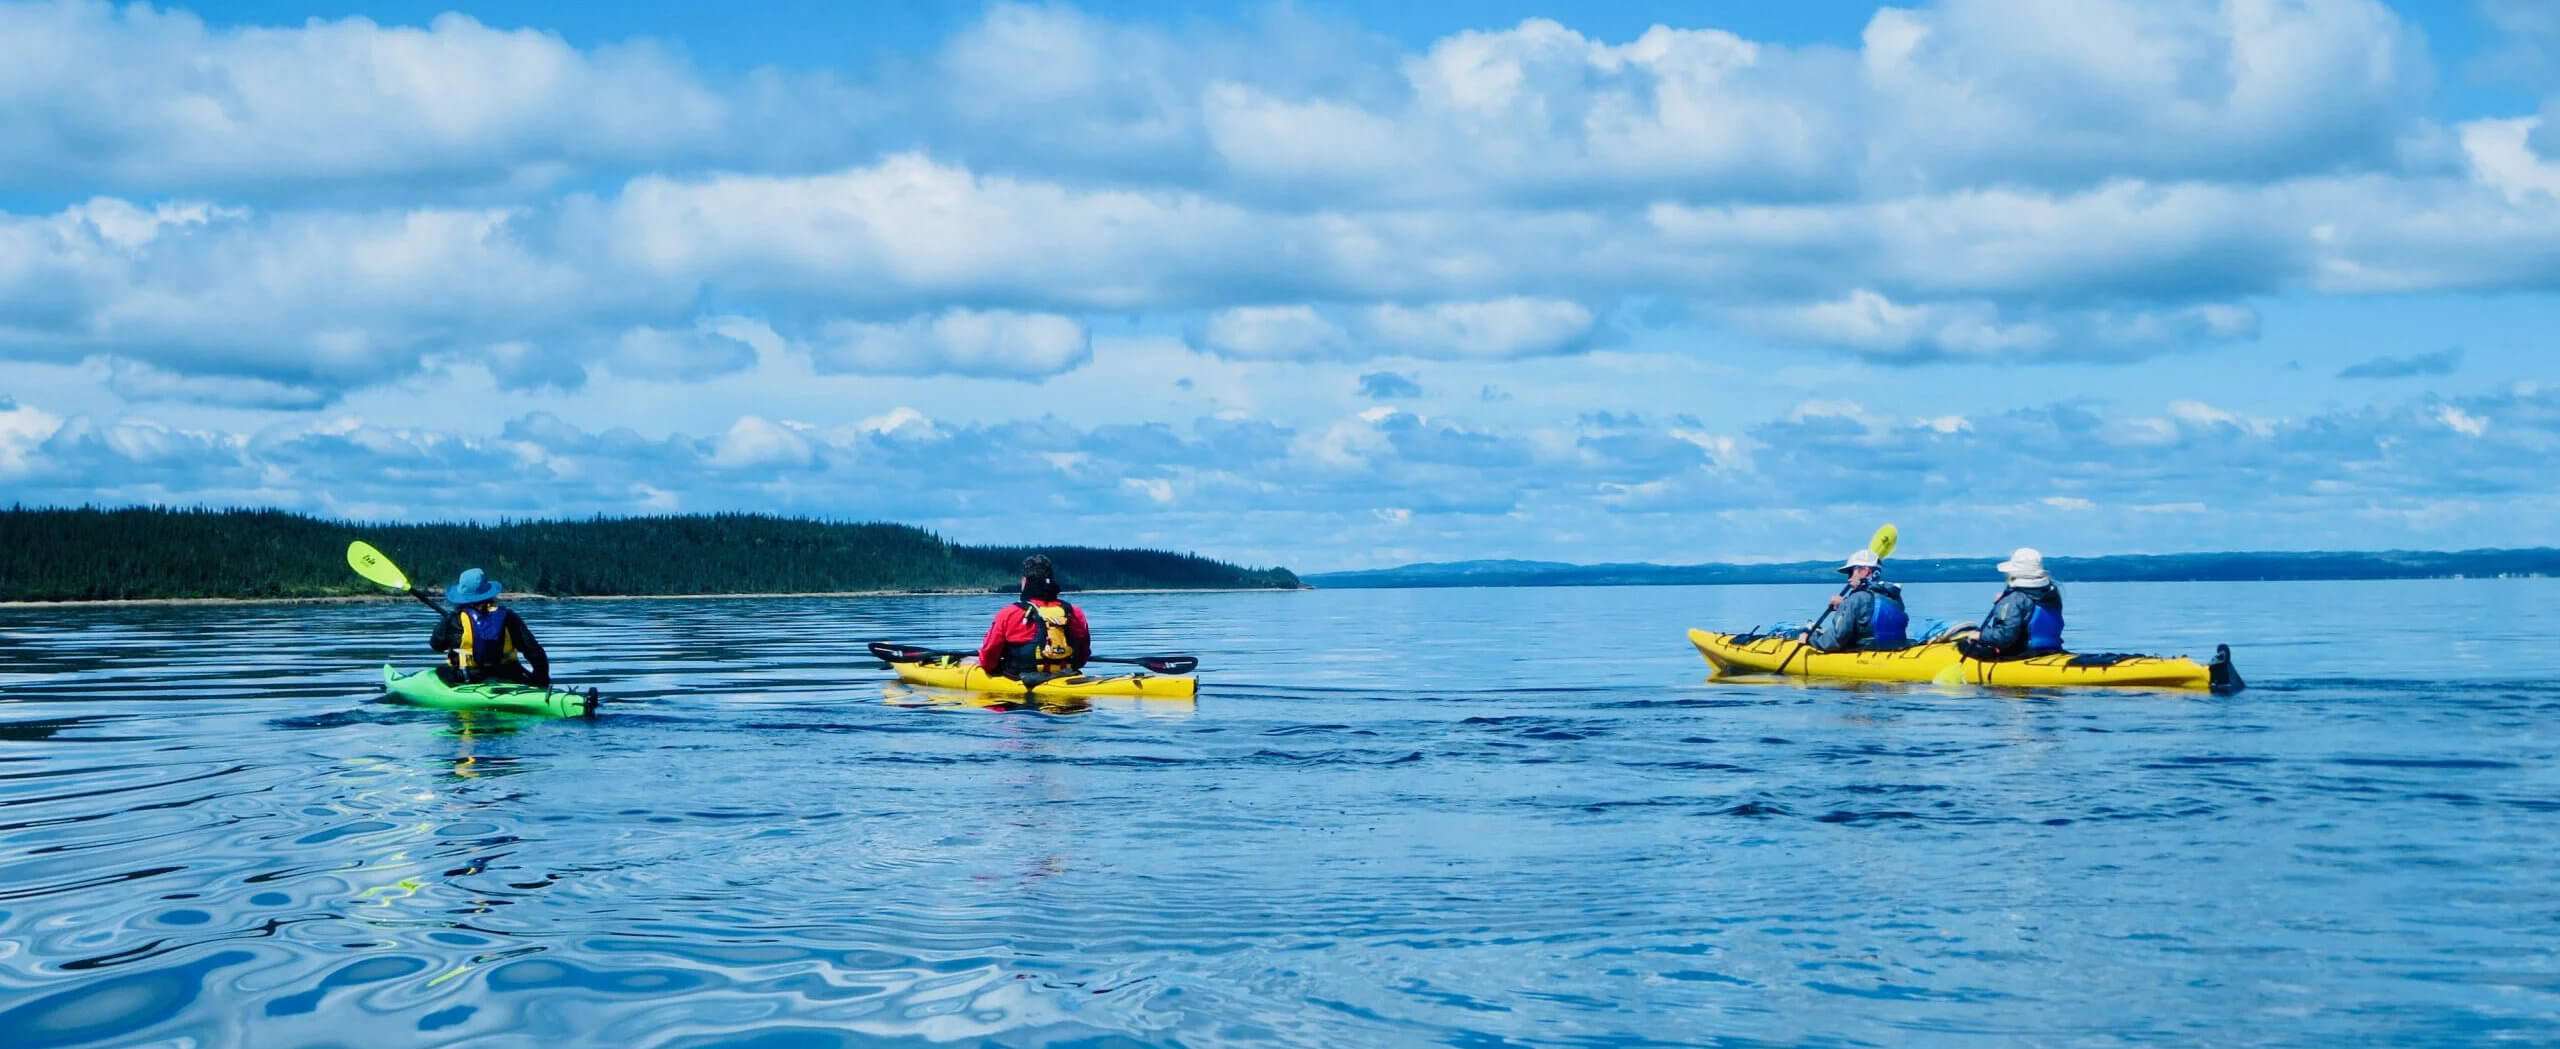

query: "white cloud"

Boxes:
[709, 415, 816, 470]
[0, 198, 638, 391]
[6, 385, 2557, 563]
[1199, 298, 1597, 361]
[1732, 290, 2259, 361]
[855, 406, 934, 437]
[1739, 291, 2055, 358]
[2438, 405, 2489, 437]
[0, 1, 731, 194]
[598, 155, 1273, 310]
[2462, 116, 2560, 204]
[0, 0, 2554, 404]
[1200, 306, 1351, 360]
[1203, 19, 1857, 202]
[96, 356, 328, 410]
[1859, 0, 2435, 190]
[0, 395, 64, 475]
[1363, 299, 1600, 359]
[809, 309, 1090, 379]
[604, 322, 760, 382]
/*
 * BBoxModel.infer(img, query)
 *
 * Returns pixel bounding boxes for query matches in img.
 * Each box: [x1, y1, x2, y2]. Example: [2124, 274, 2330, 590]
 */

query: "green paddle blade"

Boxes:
[347, 541, 410, 590]
[1869, 523, 1898, 560]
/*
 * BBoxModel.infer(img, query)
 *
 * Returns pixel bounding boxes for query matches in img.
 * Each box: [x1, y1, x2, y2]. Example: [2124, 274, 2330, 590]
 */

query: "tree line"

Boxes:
[0, 506, 1303, 601]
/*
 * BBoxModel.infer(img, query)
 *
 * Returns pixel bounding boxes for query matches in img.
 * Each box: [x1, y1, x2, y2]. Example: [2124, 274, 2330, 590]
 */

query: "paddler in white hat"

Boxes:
[1801, 547, 1912, 652]
[1954, 548, 2065, 660]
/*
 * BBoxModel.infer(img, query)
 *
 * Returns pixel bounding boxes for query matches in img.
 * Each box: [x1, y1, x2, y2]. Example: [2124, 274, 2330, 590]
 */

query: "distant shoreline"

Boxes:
[0, 585, 1313, 609]
[1304, 547, 2560, 590]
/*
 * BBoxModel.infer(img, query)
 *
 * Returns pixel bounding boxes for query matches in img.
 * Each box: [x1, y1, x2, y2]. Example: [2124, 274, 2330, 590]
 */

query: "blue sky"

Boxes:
[1, 0, 2556, 571]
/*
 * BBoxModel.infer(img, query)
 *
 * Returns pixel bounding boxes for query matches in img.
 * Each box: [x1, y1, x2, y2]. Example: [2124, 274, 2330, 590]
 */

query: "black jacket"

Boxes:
[428, 604, 549, 683]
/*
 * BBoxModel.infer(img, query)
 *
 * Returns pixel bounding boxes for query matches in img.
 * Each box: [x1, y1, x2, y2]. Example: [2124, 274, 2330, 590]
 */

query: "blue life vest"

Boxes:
[1866, 581, 1910, 647]
[2022, 586, 2065, 652]
[456, 605, 518, 673]
[1000, 600, 1079, 676]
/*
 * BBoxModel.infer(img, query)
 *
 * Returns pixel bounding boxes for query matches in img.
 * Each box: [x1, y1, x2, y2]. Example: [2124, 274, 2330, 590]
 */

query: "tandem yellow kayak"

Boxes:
[1687, 628, 2242, 693]
[887, 654, 1199, 699]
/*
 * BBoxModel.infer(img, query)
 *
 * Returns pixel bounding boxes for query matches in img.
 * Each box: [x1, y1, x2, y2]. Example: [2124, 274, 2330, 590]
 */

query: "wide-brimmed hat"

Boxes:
[1996, 547, 2050, 586]
[445, 568, 504, 605]
[1837, 549, 1881, 574]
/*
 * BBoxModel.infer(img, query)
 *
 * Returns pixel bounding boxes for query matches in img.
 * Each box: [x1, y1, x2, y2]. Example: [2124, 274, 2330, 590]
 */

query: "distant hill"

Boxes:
[0, 506, 1301, 601]
[1305, 548, 2560, 589]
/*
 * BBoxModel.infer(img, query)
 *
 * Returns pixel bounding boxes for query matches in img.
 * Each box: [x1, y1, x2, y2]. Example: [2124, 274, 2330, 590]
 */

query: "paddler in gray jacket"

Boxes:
[1803, 549, 1912, 652]
[1955, 548, 2065, 660]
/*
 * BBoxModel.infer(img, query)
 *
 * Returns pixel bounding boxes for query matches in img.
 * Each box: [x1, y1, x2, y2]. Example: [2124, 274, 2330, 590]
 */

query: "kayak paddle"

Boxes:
[867, 641, 1198, 676]
[348, 540, 446, 615]
[1776, 523, 1898, 675]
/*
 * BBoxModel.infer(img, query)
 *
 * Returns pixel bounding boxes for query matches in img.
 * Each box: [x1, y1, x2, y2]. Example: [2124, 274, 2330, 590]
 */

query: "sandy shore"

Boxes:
[0, 586, 1309, 608]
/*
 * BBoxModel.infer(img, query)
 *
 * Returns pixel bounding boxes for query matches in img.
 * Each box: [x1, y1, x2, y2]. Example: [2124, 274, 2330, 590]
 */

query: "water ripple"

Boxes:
[1, 584, 2556, 1046]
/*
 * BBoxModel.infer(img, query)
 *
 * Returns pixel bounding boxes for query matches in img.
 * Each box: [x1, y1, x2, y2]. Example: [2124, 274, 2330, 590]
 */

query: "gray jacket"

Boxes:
[1807, 582, 1906, 653]
[1975, 583, 2064, 657]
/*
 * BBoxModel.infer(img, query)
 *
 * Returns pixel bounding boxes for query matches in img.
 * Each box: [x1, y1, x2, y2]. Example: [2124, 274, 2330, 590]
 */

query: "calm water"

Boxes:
[1, 579, 2555, 1048]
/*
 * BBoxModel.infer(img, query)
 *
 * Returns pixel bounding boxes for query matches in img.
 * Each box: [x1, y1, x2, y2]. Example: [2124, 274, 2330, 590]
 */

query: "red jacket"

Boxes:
[978, 600, 1091, 672]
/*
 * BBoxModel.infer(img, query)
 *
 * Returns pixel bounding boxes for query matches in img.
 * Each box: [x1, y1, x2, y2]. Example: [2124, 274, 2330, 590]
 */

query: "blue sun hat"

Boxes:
[445, 568, 504, 605]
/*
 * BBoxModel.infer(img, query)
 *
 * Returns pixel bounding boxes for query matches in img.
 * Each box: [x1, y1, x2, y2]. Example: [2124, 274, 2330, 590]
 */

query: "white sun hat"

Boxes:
[1837, 549, 1881, 574]
[1996, 547, 2050, 586]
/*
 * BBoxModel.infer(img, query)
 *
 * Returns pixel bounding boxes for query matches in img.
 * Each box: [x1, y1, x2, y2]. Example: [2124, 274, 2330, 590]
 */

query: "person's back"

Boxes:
[977, 555, 1091, 678]
[1804, 550, 1912, 653]
[1957, 548, 2064, 661]
[428, 568, 550, 685]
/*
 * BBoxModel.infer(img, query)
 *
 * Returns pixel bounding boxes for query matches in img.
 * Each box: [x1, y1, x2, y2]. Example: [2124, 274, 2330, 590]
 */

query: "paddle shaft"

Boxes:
[1775, 581, 1853, 676]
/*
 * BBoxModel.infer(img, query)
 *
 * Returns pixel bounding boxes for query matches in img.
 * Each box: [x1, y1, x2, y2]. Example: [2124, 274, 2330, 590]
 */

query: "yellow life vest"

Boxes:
[454, 604, 518, 671]
[1002, 600, 1078, 674]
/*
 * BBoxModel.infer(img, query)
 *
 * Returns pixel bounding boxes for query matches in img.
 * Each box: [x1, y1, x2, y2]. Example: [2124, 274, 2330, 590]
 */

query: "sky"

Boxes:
[1, 0, 2556, 572]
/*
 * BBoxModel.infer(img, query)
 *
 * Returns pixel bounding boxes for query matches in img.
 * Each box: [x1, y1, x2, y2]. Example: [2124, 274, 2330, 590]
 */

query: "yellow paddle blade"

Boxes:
[1868, 523, 1899, 560]
[347, 540, 410, 590]
[1931, 663, 1966, 687]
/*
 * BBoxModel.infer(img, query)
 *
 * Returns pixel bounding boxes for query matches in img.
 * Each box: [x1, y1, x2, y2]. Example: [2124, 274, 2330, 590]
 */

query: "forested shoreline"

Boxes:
[0, 507, 1302, 602]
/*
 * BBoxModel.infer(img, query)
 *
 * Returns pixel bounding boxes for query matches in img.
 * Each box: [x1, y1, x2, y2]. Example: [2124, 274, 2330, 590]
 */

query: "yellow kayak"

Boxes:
[888, 655, 1198, 699]
[1687, 628, 2241, 692]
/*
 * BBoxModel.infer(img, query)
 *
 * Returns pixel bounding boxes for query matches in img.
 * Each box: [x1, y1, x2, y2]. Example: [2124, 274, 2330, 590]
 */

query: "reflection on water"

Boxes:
[1, 580, 2556, 1047]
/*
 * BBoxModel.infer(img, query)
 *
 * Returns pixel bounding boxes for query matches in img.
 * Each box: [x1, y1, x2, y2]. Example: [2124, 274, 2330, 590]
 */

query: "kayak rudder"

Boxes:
[2207, 644, 2244, 694]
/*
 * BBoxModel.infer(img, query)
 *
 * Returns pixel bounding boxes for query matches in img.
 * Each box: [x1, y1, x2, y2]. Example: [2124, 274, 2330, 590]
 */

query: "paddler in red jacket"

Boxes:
[977, 555, 1091, 679]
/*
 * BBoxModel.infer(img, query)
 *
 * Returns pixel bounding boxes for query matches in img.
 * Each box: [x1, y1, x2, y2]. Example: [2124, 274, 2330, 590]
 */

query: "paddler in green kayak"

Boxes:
[428, 568, 552, 687]
[1801, 548, 1911, 652]
[976, 555, 1091, 679]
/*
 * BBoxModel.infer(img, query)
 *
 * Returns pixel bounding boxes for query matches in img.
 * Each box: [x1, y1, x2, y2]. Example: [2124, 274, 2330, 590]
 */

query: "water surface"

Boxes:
[2, 579, 2555, 1047]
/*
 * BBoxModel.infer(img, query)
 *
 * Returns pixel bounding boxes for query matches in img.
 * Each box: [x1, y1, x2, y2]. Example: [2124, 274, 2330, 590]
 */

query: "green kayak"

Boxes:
[381, 665, 598, 718]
